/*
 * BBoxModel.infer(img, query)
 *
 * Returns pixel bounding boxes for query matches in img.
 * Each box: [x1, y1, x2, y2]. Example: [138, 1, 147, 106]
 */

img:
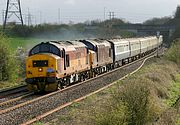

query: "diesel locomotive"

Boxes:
[25, 36, 163, 92]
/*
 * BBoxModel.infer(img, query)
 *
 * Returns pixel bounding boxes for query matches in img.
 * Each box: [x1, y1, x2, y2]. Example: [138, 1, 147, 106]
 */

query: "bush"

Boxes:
[94, 78, 156, 125]
[116, 79, 152, 125]
[0, 33, 19, 82]
[95, 102, 128, 125]
[165, 40, 180, 65]
[94, 59, 178, 125]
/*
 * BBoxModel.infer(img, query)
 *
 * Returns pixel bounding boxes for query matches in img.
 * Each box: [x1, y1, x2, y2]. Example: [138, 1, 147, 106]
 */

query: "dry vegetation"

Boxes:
[44, 41, 180, 125]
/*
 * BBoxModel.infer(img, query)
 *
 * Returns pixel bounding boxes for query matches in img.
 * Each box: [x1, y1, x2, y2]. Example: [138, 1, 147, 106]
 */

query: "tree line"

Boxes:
[0, 19, 135, 39]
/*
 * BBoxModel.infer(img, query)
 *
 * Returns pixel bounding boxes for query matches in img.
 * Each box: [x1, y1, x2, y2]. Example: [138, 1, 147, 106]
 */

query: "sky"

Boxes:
[0, 0, 179, 25]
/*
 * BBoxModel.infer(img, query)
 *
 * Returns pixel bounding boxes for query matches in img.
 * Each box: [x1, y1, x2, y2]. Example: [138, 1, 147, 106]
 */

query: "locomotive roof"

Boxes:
[29, 40, 86, 56]
[108, 38, 129, 45]
[137, 36, 157, 41]
[93, 39, 111, 46]
[49, 40, 86, 51]
[127, 38, 140, 43]
[84, 39, 111, 47]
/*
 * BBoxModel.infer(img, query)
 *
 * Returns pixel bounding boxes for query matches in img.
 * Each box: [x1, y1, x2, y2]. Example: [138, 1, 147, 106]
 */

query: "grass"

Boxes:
[7, 37, 43, 51]
[0, 81, 20, 89]
[166, 74, 180, 106]
[32, 122, 44, 125]
[176, 114, 180, 125]
[45, 57, 180, 125]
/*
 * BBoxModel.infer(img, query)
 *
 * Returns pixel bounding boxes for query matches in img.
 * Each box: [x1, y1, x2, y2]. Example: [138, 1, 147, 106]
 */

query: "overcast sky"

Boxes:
[0, 0, 179, 25]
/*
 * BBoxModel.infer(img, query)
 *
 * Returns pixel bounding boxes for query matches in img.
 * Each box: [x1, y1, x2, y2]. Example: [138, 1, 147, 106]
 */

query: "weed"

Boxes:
[32, 121, 44, 125]
[165, 40, 180, 65]
[166, 74, 180, 106]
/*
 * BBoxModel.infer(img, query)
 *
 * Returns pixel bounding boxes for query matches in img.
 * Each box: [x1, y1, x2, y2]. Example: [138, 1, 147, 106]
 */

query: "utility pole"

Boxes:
[3, 0, 24, 30]
[2, 10, 5, 25]
[27, 8, 32, 26]
[39, 11, 42, 24]
[58, 8, 61, 24]
[104, 7, 106, 21]
[34, 16, 37, 25]
[156, 31, 160, 57]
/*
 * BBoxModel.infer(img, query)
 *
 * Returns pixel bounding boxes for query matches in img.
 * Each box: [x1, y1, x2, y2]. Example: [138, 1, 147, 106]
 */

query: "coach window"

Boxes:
[66, 54, 70, 67]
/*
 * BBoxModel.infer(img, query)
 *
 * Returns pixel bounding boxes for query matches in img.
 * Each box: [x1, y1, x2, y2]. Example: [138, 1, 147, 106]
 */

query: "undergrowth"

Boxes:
[166, 74, 180, 107]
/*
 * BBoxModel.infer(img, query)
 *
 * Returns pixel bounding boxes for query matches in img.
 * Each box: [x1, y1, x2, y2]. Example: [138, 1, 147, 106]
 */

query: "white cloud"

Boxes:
[64, 0, 76, 5]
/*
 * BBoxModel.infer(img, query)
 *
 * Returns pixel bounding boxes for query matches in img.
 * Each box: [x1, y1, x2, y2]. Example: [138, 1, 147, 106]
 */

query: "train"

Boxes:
[25, 35, 163, 92]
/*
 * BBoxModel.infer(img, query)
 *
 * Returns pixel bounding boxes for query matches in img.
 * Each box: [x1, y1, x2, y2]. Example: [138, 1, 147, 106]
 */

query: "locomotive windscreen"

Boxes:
[29, 43, 61, 57]
[33, 60, 48, 67]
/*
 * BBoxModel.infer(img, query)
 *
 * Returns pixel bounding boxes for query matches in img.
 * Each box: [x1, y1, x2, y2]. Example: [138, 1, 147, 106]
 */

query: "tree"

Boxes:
[174, 5, 180, 19]
[143, 17, 172, 25]
[171, 6, 180, 40]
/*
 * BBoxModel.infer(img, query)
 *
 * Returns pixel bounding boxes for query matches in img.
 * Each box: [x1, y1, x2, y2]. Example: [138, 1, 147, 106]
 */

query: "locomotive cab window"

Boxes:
[66, 54, 70, 67]
[31, 46, 40, 55]
[40, 44, 49, 52]
[33, 60, 48, 67]
[109, 48, 111, 57]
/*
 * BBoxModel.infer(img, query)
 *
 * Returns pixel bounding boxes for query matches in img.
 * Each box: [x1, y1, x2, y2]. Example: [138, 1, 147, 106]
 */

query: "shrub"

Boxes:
[94, 78, 158, 125]
[165, 40, 180, 65]
[0, 33, 19, 82]
[116, 79, 151, 125]
[95, 102, 129, 125]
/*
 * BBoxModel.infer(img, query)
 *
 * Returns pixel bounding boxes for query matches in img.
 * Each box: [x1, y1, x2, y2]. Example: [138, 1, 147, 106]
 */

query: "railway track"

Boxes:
[0, 84, 28, 103]
[0, 50, 160, 125]
[0, 84, 27, 97]
[0, 92, 35, 111]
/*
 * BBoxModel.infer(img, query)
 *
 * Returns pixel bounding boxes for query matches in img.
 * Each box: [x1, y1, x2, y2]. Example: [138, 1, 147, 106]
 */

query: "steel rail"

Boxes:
[0, 92, 34, 107]
[0, 84, 27, 99]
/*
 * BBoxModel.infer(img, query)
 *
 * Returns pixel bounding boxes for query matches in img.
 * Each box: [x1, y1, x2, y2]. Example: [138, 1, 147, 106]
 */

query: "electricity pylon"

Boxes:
[3, 0, 24, 30]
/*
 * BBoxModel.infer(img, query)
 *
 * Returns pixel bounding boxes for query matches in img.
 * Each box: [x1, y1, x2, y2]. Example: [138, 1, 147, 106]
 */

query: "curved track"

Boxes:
[0, 49, 161, 125]
[22, 54, 156, 125]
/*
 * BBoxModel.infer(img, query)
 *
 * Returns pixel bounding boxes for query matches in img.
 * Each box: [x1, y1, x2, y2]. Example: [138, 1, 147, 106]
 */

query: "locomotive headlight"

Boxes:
[38, 67, 43, 72]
